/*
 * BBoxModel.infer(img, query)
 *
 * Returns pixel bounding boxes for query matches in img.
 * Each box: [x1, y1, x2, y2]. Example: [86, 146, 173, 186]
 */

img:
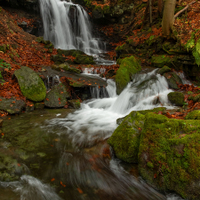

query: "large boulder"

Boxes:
[107, 111, 145, 163]
[0, 97, 25, 114]
[115, 56, 142, 95]
[168, 92, 184, 106]
[44, 83, 70, 108]
[14, 66, 46, 102]
[139, 113, 200, 200]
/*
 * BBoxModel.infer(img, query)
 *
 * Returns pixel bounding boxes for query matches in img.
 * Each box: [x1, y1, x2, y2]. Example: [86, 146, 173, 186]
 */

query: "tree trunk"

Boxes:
[162, 0, 176, 36]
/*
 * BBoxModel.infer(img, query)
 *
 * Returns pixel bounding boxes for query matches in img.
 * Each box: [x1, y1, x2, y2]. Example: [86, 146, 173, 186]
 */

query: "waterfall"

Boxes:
[39, 0, 105, 55]
[47, 69, 175, 147]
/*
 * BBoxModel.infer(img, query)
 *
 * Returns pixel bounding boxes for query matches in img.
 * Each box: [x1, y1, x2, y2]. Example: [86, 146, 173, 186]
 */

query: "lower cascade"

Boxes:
[39, 0, 105, 55]
[48, 69, 174, 147]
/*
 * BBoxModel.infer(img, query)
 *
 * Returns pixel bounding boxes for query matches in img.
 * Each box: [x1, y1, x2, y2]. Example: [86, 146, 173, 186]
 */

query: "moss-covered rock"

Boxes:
[193, 38, 200, 66]
[157, 66, 171, 75]
[56, 49, 95, 64]
[52, 63, 81, 74]
[185, 110, 200, 120]
[108, 111, 145, 163]
[44, 83, 70, 108]
[139, 112, 200, 199]
[14, 66, 46, 102]
[74, 54, 95, 64]
[51, 55, 66, 64]
[151, 55, 176, 68]
[68, 99, 81, 109]
[168, 92, 184, 106]
[0, 97, 25, 114]
[193, 94, 200, 102]
[115, 56, 142, 94]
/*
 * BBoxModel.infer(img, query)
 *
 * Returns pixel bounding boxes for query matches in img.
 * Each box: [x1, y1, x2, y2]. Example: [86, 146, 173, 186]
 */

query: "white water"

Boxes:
[48, 69, 174, 147]
[0, 175, 61, 200]
[39, 0, 105, 55]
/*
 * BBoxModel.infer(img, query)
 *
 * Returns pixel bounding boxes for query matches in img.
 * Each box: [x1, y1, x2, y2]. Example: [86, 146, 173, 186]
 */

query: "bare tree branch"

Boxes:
[174, 0, 196, 19]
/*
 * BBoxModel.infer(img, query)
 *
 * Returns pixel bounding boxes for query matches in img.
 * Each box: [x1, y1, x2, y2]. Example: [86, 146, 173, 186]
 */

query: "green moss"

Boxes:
[115, 56, 142, 94]
[158, 66, 171, 75]
[139, 113, 200, 199]
[14, 66, 46, 102]
[108, 111, 145, 163]
[168, 92, 184, 106]
[151, 55, 173, 68]
[193, 39, 200, 66]
[185, 110, 200, 120]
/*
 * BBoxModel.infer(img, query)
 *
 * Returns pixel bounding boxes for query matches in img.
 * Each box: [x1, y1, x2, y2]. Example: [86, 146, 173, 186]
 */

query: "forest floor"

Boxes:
[0, 0, 200, 118]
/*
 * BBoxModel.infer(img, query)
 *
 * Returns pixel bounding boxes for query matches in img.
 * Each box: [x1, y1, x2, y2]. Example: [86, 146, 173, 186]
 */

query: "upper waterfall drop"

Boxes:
[39, 0, 105, 55]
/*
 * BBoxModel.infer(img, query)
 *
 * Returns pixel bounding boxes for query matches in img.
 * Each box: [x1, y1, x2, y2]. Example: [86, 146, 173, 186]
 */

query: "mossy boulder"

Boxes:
[193, 94, 200, 102]
[115, 56, 142, 95]
[14, 66, 46, 102]
[51, 55, 66, 64]
[74, 54, 95, 64]
[56, 49, 95, 64]
[164, 72, 182, 90]
[52, 63, 81, 74]
[157, 66, 171, 75]
[168, 92, 184, 106]
[139, 112, 200, 199]
[108, 111, 145, 163]
[44, 83, 70, 108]
[151, 55, 176, 68]
[185, 110, 200, 120]
[0, 97, 25, 114]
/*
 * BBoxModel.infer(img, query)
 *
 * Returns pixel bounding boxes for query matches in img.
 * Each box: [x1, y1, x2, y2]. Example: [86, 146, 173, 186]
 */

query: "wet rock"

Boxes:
[115, 56, 142, 95]
[185, 110, 200, 120]
[168, 92, 184, 106]
[0, 97, 25, 114]
[139, 112, 200, 200]
[157, 66, 171, 75]
[68, 99, 81, 109]
[108, 111, 145, 163]
[164, 72, 182, 90]
[44, 83, 70, 108]
[14, 66, 46, 102]
[34, 102, 45, 110]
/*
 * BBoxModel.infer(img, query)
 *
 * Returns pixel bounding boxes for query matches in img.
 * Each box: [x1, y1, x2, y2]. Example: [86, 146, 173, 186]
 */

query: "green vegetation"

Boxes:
[115, 56, 142, 94]
[0, 59, 11, 83]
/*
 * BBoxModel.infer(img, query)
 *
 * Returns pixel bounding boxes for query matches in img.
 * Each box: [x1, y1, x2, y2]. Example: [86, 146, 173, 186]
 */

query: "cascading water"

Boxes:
[48, 69, 174, 147]
[39, 0, 105, 55]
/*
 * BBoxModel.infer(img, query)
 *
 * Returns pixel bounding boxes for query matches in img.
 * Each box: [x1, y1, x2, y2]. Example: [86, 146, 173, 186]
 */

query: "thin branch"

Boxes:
[174, 0, 196, 19]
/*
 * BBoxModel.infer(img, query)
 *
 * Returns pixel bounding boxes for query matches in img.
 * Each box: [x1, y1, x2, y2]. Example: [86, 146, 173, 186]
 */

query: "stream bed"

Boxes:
[0, 69, 184, 200]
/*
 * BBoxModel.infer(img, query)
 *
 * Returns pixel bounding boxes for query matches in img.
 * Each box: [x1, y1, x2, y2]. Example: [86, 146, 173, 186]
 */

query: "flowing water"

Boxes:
[39, 0, 106, 55]
[0, 69, 184, 200]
